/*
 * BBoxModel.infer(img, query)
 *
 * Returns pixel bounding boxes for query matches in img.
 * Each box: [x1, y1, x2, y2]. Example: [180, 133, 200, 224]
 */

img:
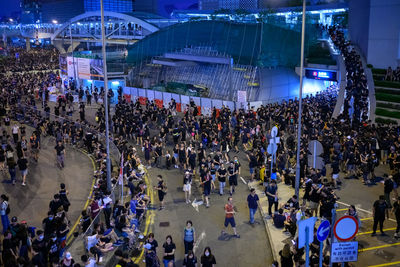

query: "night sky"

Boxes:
[0, 0, 20, 17]
[0, 0, 198, 18]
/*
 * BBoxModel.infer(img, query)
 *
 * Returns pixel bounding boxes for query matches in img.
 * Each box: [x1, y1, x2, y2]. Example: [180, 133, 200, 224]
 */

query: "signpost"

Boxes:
[317, 220, 330, 267]
[298, 217, 317, 267]
[329, 215, 359, 267]
[331, 241, 358, 263]
[333, 215, 359, 242]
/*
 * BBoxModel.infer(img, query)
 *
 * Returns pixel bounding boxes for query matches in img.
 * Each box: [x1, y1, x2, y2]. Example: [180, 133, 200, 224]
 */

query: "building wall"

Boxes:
[200, 0, 257, 10]
[348, 0, 370, 60]
[367, 0, 400, 68]
[132, 0, 158, 14]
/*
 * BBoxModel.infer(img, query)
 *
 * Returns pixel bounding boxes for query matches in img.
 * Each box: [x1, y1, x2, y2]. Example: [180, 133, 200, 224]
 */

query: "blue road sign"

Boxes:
[317, 220, 331, 242]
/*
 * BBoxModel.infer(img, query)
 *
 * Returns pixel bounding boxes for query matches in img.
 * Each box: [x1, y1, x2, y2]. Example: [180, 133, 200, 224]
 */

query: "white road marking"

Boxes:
[240, 177, 247, 184]
[191, 198, 203, 212]
[193, 231, 206, 253]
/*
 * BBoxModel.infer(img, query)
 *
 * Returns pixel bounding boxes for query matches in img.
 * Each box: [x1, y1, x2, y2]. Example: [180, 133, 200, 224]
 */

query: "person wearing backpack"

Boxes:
[0, 194, 10, 233]
[183, 220, 196, 257]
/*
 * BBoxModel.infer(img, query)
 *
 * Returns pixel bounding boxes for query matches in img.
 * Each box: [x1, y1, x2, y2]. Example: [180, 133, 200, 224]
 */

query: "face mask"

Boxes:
[205, 252, 210, 257]
[49, 217, 53, 221]
[52, 237, 57, 241]
[38, 235, 44, 241]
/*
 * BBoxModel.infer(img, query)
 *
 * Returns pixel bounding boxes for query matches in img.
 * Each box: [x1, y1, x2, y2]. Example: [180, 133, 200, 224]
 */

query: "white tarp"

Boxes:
[163, 92, 172, 104]
[147, 90, 155, 101]
[223, 101, 235, 110]
[138, 88, 146, 97]
[154, 91, 163, 101]
[201, 98, 212, 116]
[211, 99, 223, 109]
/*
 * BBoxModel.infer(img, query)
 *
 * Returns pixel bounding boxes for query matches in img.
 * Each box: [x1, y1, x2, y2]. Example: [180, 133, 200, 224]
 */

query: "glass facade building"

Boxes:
[84, 0, 133, 12]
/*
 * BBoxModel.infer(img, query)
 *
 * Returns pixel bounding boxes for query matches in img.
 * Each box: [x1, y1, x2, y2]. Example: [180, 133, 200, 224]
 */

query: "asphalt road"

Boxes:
[0, 124, 94, 231]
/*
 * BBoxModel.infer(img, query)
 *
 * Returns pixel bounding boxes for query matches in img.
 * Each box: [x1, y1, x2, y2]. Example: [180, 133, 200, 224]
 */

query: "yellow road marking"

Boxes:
[361, 217, 373, 221]
[133, 169, 155, 264]
[336, 208, 348, 211]
[357, 228, 397, 236]
[368, 261, 400, 267]
[66, 150, 96, 245]
[359, 242, 400, 252]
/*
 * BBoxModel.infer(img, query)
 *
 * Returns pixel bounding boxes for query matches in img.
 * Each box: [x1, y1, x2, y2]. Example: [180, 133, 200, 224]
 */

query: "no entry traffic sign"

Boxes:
[333, 215, 359, 241]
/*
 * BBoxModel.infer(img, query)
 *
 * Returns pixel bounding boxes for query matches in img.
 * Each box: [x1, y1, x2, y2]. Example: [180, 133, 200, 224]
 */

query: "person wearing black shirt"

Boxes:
[247, 152, 257, 181]
[17, 155, 28, 186]
[54, 141, 66, 169]
[217, 165, 227, 196]
[384, 176, 394, 208]
[200, 247, 216, 267]
[146, 233, 158, 253]
[227, 162, 238, 196]
[201, 171, 213, 208]
[183, 250, 198, 267]
[162, 235, 176, 267]
[49, 194, 63, 215]
[372, 195, 389, 236]
[331, 158, 340, 188]
[42, 212, 56, 239]
[309, 184, 323, 217]
[154, 175, 166, 210]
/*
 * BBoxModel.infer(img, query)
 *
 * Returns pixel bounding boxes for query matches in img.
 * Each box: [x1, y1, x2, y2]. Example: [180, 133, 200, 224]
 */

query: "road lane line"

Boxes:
[357, 228, 397, 235]
[368, 261, 400, 267]
[359, 242, 400, 252]
[66, 151, 96, 245]
[133, 169, 155, 264]
[240, 176, 247, 184]
[336, 208, 348, 211]
[360, 217, 373, 221]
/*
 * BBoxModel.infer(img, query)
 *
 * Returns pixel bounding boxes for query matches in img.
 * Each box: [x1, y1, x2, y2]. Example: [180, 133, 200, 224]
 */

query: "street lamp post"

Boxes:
[295, 0, 307, 198]
[100, 0, 112, 191]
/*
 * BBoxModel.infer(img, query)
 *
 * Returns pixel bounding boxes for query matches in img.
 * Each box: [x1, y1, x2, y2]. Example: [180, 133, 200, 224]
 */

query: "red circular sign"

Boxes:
[333, 215, 359, 241]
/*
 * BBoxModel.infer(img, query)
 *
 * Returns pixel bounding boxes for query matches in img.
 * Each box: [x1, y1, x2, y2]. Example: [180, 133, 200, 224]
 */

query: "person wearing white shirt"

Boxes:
[81, 254, 97, 267]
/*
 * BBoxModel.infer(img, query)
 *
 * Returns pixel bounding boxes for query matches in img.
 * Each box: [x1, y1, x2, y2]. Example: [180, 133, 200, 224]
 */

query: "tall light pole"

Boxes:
[295, 0, 307, 198]
[100, 0, 112, 191]
[69, 23, 77, 85]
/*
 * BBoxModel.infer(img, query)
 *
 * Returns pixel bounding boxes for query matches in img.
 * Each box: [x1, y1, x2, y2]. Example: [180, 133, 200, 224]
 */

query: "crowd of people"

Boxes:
[0, 25, 400, 267]
[329, 26, 369, 125]
[384, 66, 400, 82]
[0, 47, 59, 73]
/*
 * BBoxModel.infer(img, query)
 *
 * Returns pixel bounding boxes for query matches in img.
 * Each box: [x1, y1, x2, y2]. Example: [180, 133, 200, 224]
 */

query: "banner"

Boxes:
[77, 58, 91, 80]
[237, 90, 247, 102]
[67, 57, 77, 78]
[59, 55, 67, 76]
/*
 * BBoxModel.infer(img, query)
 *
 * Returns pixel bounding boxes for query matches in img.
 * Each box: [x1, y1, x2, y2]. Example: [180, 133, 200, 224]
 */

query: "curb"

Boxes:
[247, 180, 279, 262]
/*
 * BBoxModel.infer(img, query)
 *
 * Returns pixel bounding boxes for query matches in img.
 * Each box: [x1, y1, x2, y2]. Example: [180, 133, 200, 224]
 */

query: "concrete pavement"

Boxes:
[1, 124, 94, 233]
[248, 163, 400, 267]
